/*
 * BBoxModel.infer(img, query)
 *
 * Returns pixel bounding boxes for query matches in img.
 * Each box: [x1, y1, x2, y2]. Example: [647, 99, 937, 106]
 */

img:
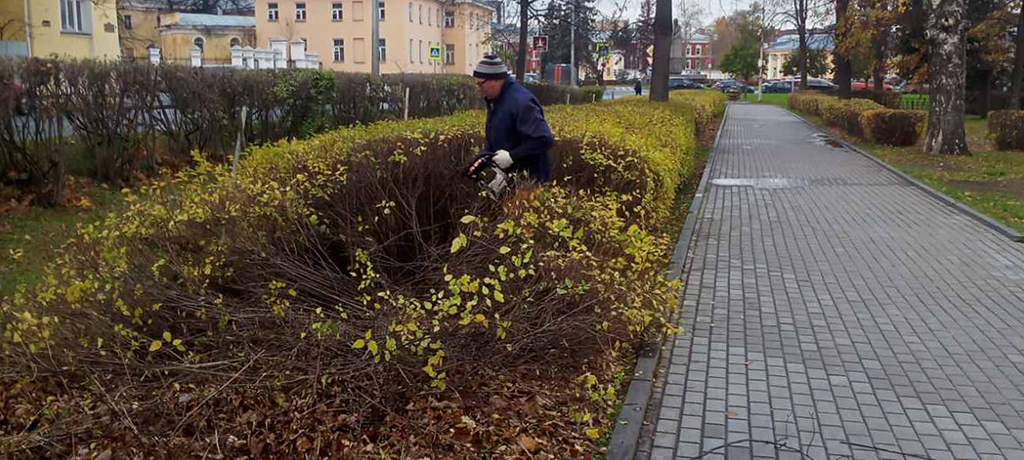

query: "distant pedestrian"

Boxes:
[634, 79, 643, 96]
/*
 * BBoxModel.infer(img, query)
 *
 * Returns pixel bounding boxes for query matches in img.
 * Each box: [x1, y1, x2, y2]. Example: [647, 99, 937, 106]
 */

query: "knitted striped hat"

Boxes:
[474, 55, 509, 80]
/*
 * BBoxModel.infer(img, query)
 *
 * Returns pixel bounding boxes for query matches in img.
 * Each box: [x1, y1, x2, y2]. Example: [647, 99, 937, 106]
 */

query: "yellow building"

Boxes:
[0, 0, 120, 59]
[254, 0, 492, 74]
[118, 1, 256, 65]
[765, 33, 834, 80]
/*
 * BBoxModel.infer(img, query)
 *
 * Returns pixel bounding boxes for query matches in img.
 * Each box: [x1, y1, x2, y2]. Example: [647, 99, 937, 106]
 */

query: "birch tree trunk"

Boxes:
[925, 0, 970, 155]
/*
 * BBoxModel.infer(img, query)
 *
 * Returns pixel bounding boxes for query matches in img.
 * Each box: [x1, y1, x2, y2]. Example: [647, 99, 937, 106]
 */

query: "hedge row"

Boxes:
[989, 110, 1024, 151]
[525, 83, 606, 105]
[850, 89, 901, 109]
[791, 92, 925, 146]
[0, 58, 604, 206]
[1, 91, 724, 455]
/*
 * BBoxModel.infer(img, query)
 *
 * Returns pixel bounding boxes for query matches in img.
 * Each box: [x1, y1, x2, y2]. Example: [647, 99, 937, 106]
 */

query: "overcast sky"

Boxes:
[592, 0, 758, 24]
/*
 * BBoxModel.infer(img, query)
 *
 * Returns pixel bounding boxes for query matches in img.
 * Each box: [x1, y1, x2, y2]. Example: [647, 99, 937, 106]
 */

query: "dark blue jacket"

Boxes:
[484, 77, 555, 183]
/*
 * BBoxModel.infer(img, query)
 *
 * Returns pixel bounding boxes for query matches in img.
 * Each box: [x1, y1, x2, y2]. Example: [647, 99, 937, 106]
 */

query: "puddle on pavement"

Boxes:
[810, 133, 846, 149]
[711, 178, 795, 189]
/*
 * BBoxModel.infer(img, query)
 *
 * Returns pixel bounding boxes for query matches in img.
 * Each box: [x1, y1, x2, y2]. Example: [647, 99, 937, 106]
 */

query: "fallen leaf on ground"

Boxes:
[518, 433, 540, 453]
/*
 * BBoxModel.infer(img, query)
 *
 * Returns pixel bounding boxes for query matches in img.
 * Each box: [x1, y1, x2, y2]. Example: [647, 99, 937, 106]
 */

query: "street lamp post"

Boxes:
[569, 1, 576, 87]
[371, 0, 380, 76]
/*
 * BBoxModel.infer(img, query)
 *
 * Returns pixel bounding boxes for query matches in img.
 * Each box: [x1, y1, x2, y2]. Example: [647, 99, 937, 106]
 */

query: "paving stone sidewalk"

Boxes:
[640, 104, 1024, 460]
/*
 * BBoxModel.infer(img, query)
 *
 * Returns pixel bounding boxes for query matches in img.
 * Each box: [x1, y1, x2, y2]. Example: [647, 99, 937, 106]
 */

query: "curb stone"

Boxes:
[785, 108, 1024, 243]
[606, 103, 730, 460]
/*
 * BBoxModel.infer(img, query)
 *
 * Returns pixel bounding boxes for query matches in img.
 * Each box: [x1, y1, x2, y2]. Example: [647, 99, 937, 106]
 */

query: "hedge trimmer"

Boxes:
[465, 151, 512, 201]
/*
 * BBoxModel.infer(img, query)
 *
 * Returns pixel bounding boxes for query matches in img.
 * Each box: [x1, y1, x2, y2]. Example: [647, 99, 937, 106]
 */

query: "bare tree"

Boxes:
[651, 0, 672, 100]
[925, 0, 970, 155]
[0, 15, 26, 41]
[676, 0, 707, 73]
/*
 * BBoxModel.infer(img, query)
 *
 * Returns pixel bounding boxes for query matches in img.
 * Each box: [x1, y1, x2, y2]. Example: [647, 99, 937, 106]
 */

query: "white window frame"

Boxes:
[333, 38, 345, 62]
[444, 9, 454, 28]
[60, 0, 89, 33]
[378, 1, 385, 21]
[445, 43, 454, 65]
[123, 14, 133, 29]
[696, 45, 702, 56]
[295, 2, 306, 21]
[408, 2, 413, 22]
[418, 4, 422, 23]
[379, 38, 386, 62]
[267, 2, 279, 21]
[230, 36, 241, 47]
[194, 36, 205, 52]
[409, 38, 414, 62]
[332, 2, 343, 21]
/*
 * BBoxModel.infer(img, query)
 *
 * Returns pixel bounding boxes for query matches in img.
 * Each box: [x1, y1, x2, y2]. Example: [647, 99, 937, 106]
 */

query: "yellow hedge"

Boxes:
[860, 109, 926, 146]
[1, 93, 723, 382]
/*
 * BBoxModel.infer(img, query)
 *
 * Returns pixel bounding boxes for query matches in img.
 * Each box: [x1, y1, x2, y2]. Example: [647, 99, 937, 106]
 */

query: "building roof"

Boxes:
[767, 33, 834, 52]
[121, 0, 255, 14]
[169, 13, 256, 28]
[453, 0, 497, 11]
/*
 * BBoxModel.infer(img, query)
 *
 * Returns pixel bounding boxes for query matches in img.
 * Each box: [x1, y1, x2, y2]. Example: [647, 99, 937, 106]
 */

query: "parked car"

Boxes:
[524, 73, 540, 84]
[851, 79, 894, 91]
[716, 80, 754, 93]
[669, 77, 705, 90]
[763, 81, 793, 93]
[902, 82, 929, 94]
[787, 78, 836, 91]
[713, 79, 737, 90]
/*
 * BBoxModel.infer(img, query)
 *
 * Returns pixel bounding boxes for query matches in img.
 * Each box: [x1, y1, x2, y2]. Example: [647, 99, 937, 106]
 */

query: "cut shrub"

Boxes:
[819, 98, 884, 137]
[860, 109, 927, 146]
[524, 83, 606, 105]
[989, 110, 1024, 151]
[1, 93, 724, 445]
[790, 91, 831, 116]
[851, 89, 901, 109]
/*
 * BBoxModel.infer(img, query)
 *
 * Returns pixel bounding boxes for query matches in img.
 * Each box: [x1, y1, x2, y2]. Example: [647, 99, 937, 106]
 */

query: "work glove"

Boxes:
[466, 151, 496, 178]
[492, 150, 513, 169]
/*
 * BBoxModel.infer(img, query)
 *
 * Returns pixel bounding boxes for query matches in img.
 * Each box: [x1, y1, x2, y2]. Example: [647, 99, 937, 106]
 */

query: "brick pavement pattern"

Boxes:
[641, 104, 1024, 460]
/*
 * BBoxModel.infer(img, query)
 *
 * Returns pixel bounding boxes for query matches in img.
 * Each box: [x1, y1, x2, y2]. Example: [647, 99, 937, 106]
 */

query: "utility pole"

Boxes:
[570, 0, 576, 87]
[371, 0, 380, 76]
[758, 5, 764, 103]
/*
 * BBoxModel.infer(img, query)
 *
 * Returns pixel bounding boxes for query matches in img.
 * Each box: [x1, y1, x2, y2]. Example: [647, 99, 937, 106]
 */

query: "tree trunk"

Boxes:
[925, 0, 969, 155]
[795, 0, 808, 87]
[1010, 6, 1024, 110]
[650, 0, 672, 101]
[835, 0, 852, 98]
[981, 68, 993, 118]
[872, 30, 885, 91]
[515, 0, 528, 83]
[798, 31, 808, 87]
[871, 0, 888, 91]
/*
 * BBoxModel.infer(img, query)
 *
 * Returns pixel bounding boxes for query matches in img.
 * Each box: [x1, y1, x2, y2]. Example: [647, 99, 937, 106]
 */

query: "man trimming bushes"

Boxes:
[468, 55, 554, 187]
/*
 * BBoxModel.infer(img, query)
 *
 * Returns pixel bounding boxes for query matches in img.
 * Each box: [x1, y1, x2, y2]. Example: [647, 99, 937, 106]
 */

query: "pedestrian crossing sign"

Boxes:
[429, 45, 442, 62]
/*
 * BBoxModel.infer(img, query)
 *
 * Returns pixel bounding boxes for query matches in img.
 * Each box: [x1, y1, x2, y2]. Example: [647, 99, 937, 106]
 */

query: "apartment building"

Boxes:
[1, 0, 120, 59]
[119, 1, 257, 66]
[254, 0, 493, 74]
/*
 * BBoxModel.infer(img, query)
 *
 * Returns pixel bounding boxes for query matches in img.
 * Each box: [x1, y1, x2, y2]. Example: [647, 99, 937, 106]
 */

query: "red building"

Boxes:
[684, 34, 713, 73]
